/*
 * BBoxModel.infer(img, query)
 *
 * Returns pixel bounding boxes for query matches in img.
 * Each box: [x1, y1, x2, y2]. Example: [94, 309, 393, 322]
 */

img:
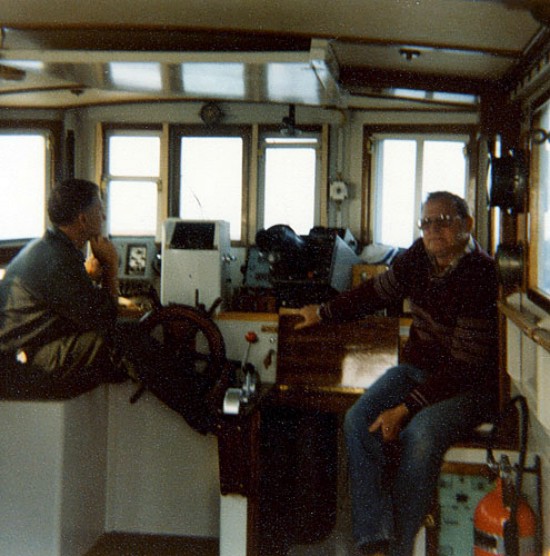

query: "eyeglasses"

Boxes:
[417, 214, 462, 231]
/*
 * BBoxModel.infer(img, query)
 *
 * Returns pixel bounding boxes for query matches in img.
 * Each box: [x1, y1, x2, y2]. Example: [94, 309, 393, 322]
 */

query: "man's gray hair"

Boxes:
[423, 191, 471, 219]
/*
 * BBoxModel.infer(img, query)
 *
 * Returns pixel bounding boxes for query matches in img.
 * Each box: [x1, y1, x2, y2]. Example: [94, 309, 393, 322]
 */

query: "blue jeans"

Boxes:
[344, 364, 495, 556]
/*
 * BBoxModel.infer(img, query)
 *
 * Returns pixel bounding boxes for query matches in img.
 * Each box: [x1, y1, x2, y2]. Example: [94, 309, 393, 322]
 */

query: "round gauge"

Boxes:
[200, 102, 224, 127]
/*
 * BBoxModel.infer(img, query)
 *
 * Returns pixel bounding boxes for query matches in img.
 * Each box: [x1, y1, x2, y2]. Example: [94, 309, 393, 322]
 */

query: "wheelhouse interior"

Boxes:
[1, 1, 550, 555]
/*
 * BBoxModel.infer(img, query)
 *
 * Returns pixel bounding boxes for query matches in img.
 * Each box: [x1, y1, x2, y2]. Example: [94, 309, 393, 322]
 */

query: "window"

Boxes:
[171, 129, 248, 242]
[258, 132, 321, 236]
[0, 131, 51, 241]
[371, 133, 470, 248]
[104, 130, 161, 236]
[171, 127, 322, 243]
[529, 100, 550, 303]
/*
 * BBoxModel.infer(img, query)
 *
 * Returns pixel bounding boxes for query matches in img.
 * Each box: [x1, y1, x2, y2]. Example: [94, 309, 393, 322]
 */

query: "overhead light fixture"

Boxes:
[399, 48, 421, 62]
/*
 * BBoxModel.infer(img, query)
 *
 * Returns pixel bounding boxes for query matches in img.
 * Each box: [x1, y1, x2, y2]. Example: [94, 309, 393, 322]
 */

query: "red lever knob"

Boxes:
[245, 331, 258, 343]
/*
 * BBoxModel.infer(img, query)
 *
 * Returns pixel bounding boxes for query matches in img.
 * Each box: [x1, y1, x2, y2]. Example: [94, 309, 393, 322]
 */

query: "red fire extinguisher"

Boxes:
[474, 454, 537, 556]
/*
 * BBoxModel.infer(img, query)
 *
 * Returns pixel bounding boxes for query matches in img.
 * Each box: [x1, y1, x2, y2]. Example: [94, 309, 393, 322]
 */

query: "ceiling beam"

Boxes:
[2, 26, 525, 60]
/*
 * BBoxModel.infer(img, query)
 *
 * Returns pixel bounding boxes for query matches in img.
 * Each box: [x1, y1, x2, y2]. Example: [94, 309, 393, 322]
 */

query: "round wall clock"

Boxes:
[200, 102, 224, 126]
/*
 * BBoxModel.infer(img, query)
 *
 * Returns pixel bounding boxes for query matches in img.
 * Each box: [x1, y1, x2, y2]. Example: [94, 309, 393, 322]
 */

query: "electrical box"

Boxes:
[160, 219, 232, 311]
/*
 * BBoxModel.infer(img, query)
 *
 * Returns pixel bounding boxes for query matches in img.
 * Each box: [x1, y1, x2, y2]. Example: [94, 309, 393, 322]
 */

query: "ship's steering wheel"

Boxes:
[137, 300, 235, 433]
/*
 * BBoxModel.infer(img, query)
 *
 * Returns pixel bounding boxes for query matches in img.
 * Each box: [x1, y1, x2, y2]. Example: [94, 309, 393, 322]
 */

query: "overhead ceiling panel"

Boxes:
[0, 41, 343, 107]
[333, 42, 517, 81]
[0, 0, 546, 109]
[0, 0, 541, 50]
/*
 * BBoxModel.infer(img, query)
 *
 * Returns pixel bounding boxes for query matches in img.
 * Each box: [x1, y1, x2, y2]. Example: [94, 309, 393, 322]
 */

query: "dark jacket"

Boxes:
[0, 227, 117, 355]
[319, 238, 499, 414]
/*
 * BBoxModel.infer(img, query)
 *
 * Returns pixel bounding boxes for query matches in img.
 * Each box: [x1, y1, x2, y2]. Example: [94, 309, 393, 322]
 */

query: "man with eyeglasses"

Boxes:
[295, 191, 498, 556]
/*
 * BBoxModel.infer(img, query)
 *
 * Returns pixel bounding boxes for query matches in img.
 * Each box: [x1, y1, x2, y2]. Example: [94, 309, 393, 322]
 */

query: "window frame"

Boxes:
[168, 125, 251, 246]
[101, 124, 164, 238]
[0, 120, 62, 262]
[362, 124, 478, 247]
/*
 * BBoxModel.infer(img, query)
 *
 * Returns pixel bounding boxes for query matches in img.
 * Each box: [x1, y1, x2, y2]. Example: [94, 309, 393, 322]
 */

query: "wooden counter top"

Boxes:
[274, 312, 399, 411]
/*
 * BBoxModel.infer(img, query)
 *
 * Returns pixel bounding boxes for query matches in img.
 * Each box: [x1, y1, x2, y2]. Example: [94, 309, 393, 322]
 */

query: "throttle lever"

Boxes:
[223, 330, 260, 414]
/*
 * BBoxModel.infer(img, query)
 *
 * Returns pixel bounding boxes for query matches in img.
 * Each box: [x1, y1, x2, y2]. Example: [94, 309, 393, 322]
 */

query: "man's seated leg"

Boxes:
[344, 364, 429, 554]
[390, 390, 495, 556]
[19, 330, 125, 398]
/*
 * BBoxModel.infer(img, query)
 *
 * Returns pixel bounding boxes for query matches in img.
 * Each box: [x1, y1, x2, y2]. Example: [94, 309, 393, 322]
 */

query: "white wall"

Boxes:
[105, 383, 220, 537]
[60, 388, 110, 556]
[0, 388, 108, 556]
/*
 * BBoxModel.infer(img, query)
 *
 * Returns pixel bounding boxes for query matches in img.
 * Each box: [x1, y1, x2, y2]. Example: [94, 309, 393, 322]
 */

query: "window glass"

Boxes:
[375, 139, 416, 247]
[373, 135, 468, 248]
[535, 104, 550, 297]
[108, 180, 158, 236]
[105, 133, 160, 236]
[260, 135, 319, 236]
[0, 134, 47, 240]
[109, 135, 160, 177]
[422, 140, 466, 198]
[179, 136, 243, 241]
